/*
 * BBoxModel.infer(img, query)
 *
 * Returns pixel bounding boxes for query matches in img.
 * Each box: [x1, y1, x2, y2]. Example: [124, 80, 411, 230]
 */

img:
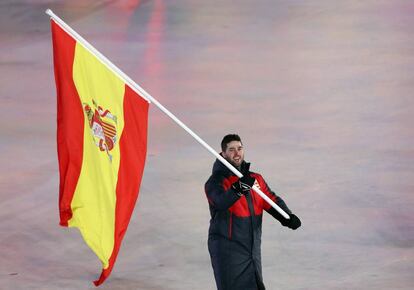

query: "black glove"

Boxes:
[232, 163, 255, 196]
[280, 213, 301, 230]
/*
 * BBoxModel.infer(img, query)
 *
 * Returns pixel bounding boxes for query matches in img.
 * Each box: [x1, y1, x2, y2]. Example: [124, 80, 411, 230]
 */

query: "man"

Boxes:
[205, 134, 301, 290]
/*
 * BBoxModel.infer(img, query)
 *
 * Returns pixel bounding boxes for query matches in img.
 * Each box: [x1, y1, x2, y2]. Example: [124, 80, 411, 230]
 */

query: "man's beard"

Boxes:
[227, 158, 243, 170]
[221, 153, 243, 170]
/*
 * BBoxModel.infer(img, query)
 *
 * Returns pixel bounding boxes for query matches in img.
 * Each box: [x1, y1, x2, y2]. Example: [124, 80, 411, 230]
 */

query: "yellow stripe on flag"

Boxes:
[70, 43, 125, 269]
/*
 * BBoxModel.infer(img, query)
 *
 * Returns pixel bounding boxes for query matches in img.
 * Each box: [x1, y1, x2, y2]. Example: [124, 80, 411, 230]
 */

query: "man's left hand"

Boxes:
[282, 214, 301, 230]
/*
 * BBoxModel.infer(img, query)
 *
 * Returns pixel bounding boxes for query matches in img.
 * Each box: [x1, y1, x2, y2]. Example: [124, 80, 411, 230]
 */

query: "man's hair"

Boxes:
[221, 134, 242, 152]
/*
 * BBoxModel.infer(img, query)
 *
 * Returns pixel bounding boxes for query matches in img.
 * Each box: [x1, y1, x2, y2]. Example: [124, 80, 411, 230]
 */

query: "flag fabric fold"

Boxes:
[51, 20, 149, 286]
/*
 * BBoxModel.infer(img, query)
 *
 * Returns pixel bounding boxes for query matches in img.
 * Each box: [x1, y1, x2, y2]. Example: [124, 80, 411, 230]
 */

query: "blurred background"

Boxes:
[1, 0, 413, 289]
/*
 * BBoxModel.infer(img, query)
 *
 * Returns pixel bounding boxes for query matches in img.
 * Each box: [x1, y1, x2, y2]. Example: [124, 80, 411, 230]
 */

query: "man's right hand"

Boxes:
[232, 165, 255, 196]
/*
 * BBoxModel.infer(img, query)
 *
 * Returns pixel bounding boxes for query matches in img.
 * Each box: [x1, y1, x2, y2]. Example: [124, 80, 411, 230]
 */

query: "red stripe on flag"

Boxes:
[51, 21, 85, 227]
[94, 85, 149, 286]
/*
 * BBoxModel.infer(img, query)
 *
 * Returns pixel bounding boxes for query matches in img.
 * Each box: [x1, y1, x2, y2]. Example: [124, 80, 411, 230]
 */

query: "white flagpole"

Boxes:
[45, 9, 290, 220]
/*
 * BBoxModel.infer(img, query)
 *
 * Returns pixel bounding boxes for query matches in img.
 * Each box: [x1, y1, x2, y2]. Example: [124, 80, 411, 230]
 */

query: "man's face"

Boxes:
[222, 141, 244, 167]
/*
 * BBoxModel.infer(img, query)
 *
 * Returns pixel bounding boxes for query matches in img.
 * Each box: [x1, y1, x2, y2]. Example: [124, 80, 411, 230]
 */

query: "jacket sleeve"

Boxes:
[205, 174, 241, 211]
[260, 178, 293, 223]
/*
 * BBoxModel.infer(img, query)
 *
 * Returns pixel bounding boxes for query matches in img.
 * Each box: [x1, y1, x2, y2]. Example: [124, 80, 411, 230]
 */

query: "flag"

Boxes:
[51, 19, 149, 286]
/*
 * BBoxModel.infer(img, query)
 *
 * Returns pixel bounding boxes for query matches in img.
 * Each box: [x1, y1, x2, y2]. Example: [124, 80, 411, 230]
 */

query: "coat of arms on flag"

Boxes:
[83, 99, 118, 161]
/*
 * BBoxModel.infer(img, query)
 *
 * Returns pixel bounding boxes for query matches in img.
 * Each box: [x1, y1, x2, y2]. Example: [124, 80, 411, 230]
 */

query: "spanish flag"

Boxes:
[51, 19, 149, 286]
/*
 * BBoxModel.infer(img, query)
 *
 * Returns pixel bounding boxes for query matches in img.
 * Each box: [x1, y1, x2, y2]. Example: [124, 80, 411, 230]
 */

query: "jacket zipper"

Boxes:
[228, 212, 233, 239]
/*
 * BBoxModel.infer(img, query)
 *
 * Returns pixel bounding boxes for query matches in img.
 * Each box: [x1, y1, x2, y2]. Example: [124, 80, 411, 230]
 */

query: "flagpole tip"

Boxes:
[45, 9, 53, 16]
